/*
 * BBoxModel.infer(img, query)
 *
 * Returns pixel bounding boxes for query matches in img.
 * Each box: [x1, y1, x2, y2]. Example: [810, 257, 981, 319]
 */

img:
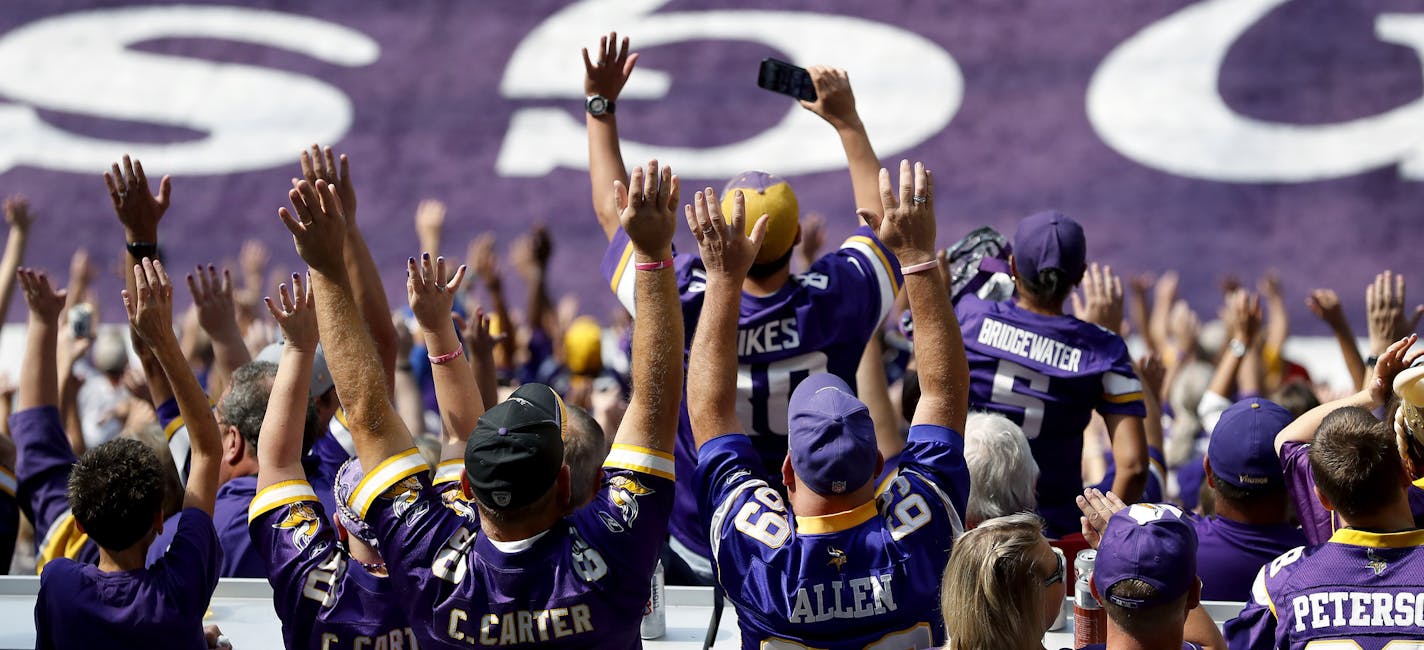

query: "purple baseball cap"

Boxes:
[787, 374, 877, 496]
[1012, 211, 1086, 282]
[1093, 503, 1197, 609]
[1208, 399, 1292, 488]
[333, 457, 379, 548]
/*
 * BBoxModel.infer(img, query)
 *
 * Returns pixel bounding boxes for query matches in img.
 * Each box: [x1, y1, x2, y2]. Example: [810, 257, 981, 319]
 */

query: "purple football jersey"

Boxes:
[1281, 441, 1424, 546]
[249, 479, 416, 649]
[697, 425, 969, 648]
[156, 397, 191, 480]
[956, 296, 1145, 535]
[216, 475, 264, 577]
[1188, 513, 1306, 602]
[603, 225, 901, 570]
[0, 465, 15, 574]
[35, 507, 220, 649]
[1225, 529, 1424, 650]
[349, 445, 675, 648]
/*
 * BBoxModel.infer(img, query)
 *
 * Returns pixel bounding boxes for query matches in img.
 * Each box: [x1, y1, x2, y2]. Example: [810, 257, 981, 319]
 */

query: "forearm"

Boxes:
[1265, 295, 1289, 359]
[688, 277, 742, 448]
[0, 231, 28, 325]
[1275, 388, 1376, 452]
[18, 317, 58, 410]
[60, 378, 83, 455]
[208, 325, 252, 391]
[1206, 350, 1241, 400]
[1141, 382, 1165, 452]
[837, 122, 883, 217]
[619, 255, 683, 452]
[488, 286, 516, 371]
[526, 270, 554, 336]
[1329, 322, 1367, 389]
[393, 365, 428, 450]
[311, 269, 412, 466]
[1184, 602, 1227, 650]
[423, 323, 483, 446]
[470, 343, 499, 413]
[1238, 341, 1264, 396]
[587, 114, 629, 240]
[856, 334, 904, 460]
[255, 346, 315, 489]
[132, 338, 175, 409]
[904, 268, 968, 432]
[344, 229, 398, 393]
[1149, 301, 1173, 355]
[1107, 415, 1148, 502]
[152, 336, 219, 513]
[1129, 293, 1153, 355]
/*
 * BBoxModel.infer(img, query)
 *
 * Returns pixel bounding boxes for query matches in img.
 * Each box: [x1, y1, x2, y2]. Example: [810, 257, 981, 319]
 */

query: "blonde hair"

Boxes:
[941, 512, 1048, 650]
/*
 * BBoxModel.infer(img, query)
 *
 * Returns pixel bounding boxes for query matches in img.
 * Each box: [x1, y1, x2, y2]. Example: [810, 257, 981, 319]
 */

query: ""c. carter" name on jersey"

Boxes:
[977, 318, 1083, 373]
[789, 574, 898, 624]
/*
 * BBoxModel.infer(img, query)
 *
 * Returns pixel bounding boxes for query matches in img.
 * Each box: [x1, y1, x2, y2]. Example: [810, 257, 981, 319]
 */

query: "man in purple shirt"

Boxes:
[958, 211, 1147, 536]
[586, 34, 900, 584]
[34, 238, 225, 647]
[1191, 399, 1305, 602]
[1226, 405, 1424, 649]
[278, 157, 684, 646]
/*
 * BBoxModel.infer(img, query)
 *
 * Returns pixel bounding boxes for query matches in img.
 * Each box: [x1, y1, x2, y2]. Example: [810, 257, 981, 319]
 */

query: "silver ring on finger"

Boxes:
[912, 195, 927, 204]
[701, 224, 716, 235]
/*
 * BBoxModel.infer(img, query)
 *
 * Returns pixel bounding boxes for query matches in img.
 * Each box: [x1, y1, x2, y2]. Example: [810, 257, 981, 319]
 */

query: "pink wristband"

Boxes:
[901, 259, 939, 275]
[634, 259, 673, 271]
[428, 343, 465, 365]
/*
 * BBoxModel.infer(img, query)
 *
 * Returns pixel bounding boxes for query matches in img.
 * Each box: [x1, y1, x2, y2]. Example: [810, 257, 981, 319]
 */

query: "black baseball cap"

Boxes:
[464, 383, 567, 510]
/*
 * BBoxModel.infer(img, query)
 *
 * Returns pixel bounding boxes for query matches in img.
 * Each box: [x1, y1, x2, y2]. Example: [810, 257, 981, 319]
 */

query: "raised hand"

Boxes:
[18, 268, 66, 324]
[415, 199, 446, 252]
[1307, 288, 1348, 330]
[1223, 288, 1262, 344]
[1070, 262, 1125, 334]
[299, 144, 357, 221]
[798, 212, 826, 270]
[278, 179, 347, 275]
[799, 66, 861, 130]
[187, 265, 239, 335]
[1135, 353, 1167, 401]
[1367, 270, 1424, 356]
[614, 160, 679, 257]
[1076, 487, 1128, 550]
[685, 188, 768, 281]
[122, 258, 176, 348]
[407, 253, 467, 333]
[460, 307, 503, 363]
[4, 195, 34, 232]
[1168, 299, 1199, 351]
[467, 233, 500, 292]
[857, 160, 936, 266]
[582, 32, 639, 101]
[1371, 334, 1424, 406]
[264, 272, 318, 352]
[103, 155, 171, 240]
[240, 240, 270, 285]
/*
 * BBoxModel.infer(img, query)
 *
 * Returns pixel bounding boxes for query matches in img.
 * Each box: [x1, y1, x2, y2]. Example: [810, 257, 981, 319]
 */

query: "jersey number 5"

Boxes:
[991, 359, 1049, 439]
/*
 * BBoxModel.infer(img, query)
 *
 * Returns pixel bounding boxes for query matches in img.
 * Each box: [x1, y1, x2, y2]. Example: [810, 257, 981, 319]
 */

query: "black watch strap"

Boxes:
[126, 241, 158, 260]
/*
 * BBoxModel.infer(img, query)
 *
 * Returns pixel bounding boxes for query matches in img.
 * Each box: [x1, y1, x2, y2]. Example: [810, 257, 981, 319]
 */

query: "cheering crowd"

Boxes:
[0, 31, 1422, 650]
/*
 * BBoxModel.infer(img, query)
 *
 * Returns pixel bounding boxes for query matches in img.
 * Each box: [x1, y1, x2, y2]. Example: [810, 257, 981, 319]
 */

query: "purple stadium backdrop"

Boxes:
[0, 0, 1420, 331]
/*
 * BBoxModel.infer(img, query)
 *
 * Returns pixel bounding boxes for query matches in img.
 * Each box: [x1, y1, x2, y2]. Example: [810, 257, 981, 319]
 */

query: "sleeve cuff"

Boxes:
[248, 480, 318, 523]
[604, 443, 675, 481]
[347, 449, 431, 519]
[0, 466, 15, 498]
[433, 459, 463, 485]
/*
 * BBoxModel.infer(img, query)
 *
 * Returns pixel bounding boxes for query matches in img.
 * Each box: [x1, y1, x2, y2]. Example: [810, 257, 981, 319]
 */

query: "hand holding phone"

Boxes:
[757, 58, 817, 102]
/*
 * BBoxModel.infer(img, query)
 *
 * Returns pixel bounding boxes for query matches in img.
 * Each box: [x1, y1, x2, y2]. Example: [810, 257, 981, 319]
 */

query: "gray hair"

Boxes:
[963, 412, 1039, 526]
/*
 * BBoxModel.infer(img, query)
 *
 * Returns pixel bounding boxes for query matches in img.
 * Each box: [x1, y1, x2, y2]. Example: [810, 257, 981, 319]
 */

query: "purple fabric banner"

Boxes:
[0, 0, 1419, 331]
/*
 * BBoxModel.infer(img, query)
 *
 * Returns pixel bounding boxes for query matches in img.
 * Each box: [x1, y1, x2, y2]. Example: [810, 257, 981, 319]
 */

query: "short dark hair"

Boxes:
[1211, 472, 1288, 507]
[1103, 579, 1189, 636]
[67, 438, 164, 550]
[747, 247, 794, 280]
[1310, 406, 1404, 519]
[218, 361, 278, 451]
[1020, 268, 1077, 305]
[565, 406, 609, 507]
[1270, 381, 1321, 419]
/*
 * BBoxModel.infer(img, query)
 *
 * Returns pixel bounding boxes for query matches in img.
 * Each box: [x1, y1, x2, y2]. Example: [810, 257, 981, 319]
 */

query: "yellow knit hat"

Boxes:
[721, 171, 799, 264]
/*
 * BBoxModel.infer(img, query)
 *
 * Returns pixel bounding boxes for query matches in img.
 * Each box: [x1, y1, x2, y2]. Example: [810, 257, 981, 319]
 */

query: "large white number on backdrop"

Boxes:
[0, 6, 379, 175]
[1089, 0, 1424, 183]
[496, 0, 962, 178]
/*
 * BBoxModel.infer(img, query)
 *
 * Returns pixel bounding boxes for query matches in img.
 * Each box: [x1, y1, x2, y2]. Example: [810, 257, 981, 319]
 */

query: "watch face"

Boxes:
[587, 96, 608, 115]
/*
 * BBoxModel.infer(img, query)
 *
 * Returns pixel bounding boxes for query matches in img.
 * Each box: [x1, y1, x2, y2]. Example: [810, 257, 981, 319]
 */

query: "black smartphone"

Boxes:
[757, 58, 816, 102]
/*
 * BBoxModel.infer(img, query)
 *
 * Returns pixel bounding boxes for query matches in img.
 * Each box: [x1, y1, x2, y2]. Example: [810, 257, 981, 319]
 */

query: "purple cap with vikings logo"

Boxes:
[333, 457, 379, 548]
[1093, 503, 1197, 609]
[787, 374, 877, 496]
[1208, 399, 1292, 488]
[1012, 211, 1086, 283]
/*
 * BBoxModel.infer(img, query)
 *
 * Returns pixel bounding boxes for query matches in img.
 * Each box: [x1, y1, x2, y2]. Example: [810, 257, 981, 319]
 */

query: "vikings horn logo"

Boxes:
[441, 488, 478, 522]
[1367, 549, 1389, 577]
[608, 475, 654, 526]
[273, 501, 320, 552]
[382, 477, 423, 520]
[827, 547, 848, 572]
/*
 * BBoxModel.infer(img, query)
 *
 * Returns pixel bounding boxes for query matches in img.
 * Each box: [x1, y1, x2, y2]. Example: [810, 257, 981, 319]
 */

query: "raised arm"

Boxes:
[187, 265, 251, 399]
[408, 252, 479, 455]
[802, 67, 881, 219]
[1366, 270, 1423, 359]
[1307, 288, 1366, 390]
[414, 199, 446, 258]
[1148, 272, 1179, 359]
[687, 187, 767, 448]
[300, 145, 398, 394]
[1275, 333, 1422, 454]
[859, 161, 966, 431]
[104, 156, 176, 408]
[1070, 263, 1125, 336]
[612, 161, 683, 452]
[1258, 272, 1289, 380]
[16, 270, 64, 411]
[584, 32, 638, 240]
[1205, 290, 1259, 402]
[0, 197, 35, 326]
[123, 259, 221, 515]
[856, 333, 905, 460]
[255, 274, 318, 490]
[280, 178, 412, 469]
[463, 309, 501, 413]
[468, 233, 516, 372]
[513, 225, 556, 337]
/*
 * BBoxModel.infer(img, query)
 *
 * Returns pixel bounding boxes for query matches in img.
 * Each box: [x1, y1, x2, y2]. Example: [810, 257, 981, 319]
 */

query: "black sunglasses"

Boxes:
[1044, 549, 1065, 587]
